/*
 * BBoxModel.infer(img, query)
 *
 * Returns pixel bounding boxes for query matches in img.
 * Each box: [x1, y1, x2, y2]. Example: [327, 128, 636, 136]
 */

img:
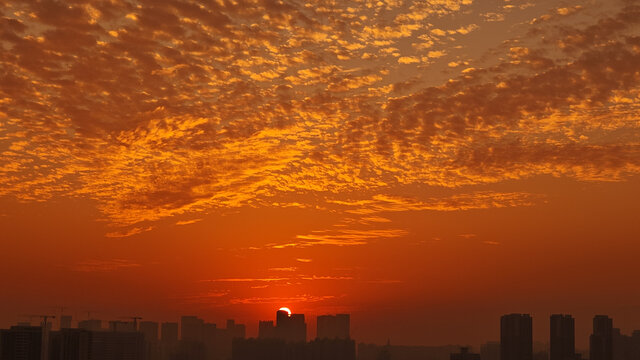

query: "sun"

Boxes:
[278, 307, 292, 316]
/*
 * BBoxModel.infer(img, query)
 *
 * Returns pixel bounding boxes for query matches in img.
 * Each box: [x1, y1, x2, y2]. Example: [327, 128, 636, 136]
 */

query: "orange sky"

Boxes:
[1, 0, 640, 350]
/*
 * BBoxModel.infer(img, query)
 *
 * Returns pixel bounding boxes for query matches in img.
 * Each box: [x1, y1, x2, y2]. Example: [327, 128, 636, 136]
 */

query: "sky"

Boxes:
[1, 0, 640, 349]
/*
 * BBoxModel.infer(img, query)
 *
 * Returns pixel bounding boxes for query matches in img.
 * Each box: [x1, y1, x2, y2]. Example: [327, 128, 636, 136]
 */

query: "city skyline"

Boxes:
[3, 309, 640, 352]
[4, 310, 640, 360]
[2, 0, 640, 352]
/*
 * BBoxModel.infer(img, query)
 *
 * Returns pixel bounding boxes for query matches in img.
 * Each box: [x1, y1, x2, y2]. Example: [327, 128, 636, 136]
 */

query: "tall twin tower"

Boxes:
[500, 314, 613, 360]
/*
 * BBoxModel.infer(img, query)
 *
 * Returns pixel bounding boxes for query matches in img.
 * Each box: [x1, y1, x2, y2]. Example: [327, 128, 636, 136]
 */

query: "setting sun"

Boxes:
[278, 307, 292, 317]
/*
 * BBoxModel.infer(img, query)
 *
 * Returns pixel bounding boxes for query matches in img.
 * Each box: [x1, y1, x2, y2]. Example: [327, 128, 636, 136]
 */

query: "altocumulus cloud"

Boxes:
[0, 0, 639, 231]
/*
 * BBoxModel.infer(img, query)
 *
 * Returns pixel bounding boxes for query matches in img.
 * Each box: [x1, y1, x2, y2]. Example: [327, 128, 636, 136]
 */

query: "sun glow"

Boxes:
[279, 307, 292, 316]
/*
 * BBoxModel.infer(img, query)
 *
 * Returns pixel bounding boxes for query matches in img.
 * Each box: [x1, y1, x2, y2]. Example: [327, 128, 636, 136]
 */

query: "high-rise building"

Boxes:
[317, 314, 350, 339]
[139, 321, 159, 343]
[501, 313, 533, 360]
[258, 321, 276, 339]
[590, 315, 613, 360]
[551, 314, 575, 360]
[138, 321, 160, 360]
[160, 322, 179, 360]
[630, 330, 640, 360]
[180, 316, 204, 342]
[232, 338, 356, 360]
[276, 310, 290, 330]
[209, 320, 246, 360]
[226, 320, 246, 339]
[0, 326, 42, 360]
[202, 322, 216, 343]
[59, 316, 72, 330]
[612, 328, 635, 360]
[88, 330, 145, 360]
[160, 322, 178, 344]
[49, 328, 91, 360]
[451, 347, 481, 360]
[357, 343, 462, 360]
[269, 309, 307, 343]
[202, 322, 216, 360]
[291, 314, 307, 342]
[481, 341, 500, 360]
[108, 321, 135, 332]
[78, 320, 101, 332]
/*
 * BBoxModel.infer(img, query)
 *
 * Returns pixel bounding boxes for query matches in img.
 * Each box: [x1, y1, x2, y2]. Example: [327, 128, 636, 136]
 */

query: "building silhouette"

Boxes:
[160, 322, 178, 360]
[481, 341, 500, 360]
[308, 338, 355, 360]
[172, 339, 205, 360]
[181, 316, 205, 342]
[612, 328, 632, 360]
[174, 316, 207, 360]
[550, 314, 575, 360]
[259, 321, 277, 339]
[316, 314, 350, 340]
[49, 328, 90, 360]
[226, 320, 246, 340]
[161, 322, 178, 344]
[626, 330, 640, 360]
[78, 320, 101, 332]
[500, 313, 532, 360]
[139, 321, 160, 360]
[13, 311, 640, 360]
[451, 347, 480, 360]
[139, 321, 159, 343]
[59, 317, 72, 330]
[212, 320, 247, 360]
[108, 321, 135, 333]
[88, 330, 145, 360]
[232, 337, 355, 360]
[275, 310, 306, 343]
[1, 326, 145, 360]
[357, 343, 461, 360]
[0, 326, 42, 360]
[590, 315, 613, 360]
[610, 327, 640, 360]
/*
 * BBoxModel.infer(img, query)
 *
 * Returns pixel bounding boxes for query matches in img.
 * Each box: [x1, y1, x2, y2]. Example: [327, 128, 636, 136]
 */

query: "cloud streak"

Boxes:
[72, 259, 142, 272]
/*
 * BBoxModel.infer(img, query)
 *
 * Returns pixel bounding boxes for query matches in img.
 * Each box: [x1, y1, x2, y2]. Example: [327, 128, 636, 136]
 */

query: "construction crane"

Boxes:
[57, 306, 67, 329]
[120, 316, 143, 331]
[21, 314, 56, 328]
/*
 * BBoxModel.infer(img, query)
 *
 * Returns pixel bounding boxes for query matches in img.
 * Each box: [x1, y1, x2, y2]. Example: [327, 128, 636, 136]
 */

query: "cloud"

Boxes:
[181, 291, 230, 304]
[0, 0, 638, 231]
[269, 267, 298, 272]
[360, 216, 392, 223]
[229, 295, 338, 305]
[104, 226, 153, 238]
[201, 278, 290, 283]
[398, 56, 421, 64]
[276, 228, 409, 247]
[458, 234, 477, 239]
[329, 192, 545, 215]
[200, 274, 355, 284]
[369, 3, 640, 186]
[72, 259, 142, 272]
[176, 218, 203, 226]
